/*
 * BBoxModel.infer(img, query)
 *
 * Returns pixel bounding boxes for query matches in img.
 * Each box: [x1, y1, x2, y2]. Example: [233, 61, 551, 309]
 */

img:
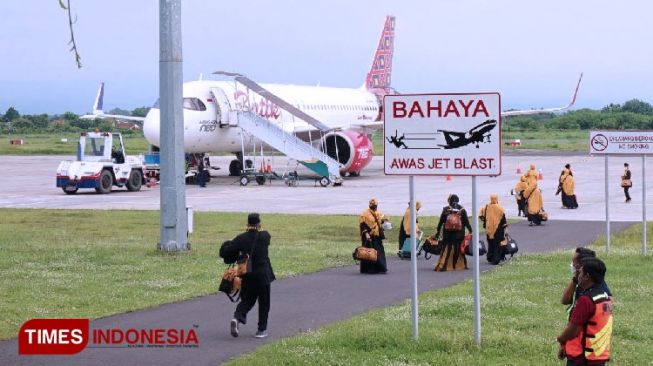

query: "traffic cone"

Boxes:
[516, 165, 521, 174]
[446, 175, 452, 181]
[538, 169, 543, 180]
[265, 159, 272, 173]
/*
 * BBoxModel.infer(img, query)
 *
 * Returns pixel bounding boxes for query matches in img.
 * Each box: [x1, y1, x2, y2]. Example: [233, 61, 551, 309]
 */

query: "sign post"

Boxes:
[384, 93, 502, 344]
[590, 130, 650, 255]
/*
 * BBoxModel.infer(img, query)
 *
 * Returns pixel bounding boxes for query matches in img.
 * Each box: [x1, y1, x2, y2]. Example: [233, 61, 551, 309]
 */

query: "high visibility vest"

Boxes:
[565, 288, 613, 362]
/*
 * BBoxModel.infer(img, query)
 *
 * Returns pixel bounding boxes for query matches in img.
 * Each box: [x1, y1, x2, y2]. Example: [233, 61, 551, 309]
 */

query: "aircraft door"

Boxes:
[210, 87, 233, 127]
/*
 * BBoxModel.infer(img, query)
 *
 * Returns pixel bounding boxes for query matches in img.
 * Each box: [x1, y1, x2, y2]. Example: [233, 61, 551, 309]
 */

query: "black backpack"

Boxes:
[219, 240, 239, 264]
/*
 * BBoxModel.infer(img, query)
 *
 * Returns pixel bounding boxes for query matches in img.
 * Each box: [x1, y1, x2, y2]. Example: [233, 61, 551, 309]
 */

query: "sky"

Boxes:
[1, 0, 651, 115]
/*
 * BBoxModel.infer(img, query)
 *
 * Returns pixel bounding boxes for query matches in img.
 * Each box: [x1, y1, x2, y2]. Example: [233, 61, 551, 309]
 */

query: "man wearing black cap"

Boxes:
[229, 213, 275, 338]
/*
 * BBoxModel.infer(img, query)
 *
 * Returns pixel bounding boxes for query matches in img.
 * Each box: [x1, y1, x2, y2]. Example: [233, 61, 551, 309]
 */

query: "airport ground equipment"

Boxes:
[56, 131, 147, 194]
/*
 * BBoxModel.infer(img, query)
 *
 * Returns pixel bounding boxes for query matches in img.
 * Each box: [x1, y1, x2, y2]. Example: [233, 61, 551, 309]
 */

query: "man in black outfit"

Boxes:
[622, 162, 632, 202]
[230, 213, 275, 338]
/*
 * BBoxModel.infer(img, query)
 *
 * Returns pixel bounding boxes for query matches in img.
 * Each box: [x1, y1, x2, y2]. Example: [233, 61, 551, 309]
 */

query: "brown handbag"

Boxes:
[219, 265, 242, 302]
[621, 178, 632, 188]
[353, 246, 378, 262]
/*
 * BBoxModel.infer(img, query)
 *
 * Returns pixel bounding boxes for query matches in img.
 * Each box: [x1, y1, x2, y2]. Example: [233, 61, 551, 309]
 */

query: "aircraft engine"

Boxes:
[321, 130, 374, 175]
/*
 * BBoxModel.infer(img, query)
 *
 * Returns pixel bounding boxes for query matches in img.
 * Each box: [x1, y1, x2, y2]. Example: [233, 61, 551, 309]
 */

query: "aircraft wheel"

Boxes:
[239, 175, 249, 186]
[348, 171, 360, 177]
[62, 187, 78, 195]
[255, 175, 266, 185]
[319, 176, 330, 187]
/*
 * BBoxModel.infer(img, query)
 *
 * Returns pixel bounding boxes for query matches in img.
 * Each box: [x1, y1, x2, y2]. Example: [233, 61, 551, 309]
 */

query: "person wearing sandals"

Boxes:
[229, 213, 275, 339]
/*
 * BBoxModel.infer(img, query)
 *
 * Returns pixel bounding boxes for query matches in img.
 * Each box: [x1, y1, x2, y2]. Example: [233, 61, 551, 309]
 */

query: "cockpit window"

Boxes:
[183, 98, 207, 111]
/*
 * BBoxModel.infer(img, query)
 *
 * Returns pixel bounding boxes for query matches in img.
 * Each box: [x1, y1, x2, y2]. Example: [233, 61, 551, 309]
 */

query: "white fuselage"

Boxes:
[143, 80, 381, 154]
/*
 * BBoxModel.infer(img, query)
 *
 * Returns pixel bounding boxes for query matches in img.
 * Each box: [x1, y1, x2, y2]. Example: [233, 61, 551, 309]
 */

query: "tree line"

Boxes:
[0, 106, 149, 134]
[2, 98, 653, 134]
[504, 99, 653, 131]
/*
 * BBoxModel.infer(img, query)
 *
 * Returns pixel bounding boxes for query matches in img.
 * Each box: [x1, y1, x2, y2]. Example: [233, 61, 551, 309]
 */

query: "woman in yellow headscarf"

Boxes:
[524, 164, 538, 187]
[359, 198, 389, 274]
[513, 176, 528, 216]
[559, 164, 578, 209]
[398, 201, 422, 252]
[526, 186, 545, 226]
[479, 194, 507, 265]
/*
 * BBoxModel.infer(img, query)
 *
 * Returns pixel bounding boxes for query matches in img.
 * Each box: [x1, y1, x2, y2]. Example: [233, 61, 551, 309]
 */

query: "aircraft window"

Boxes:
[183, 98, 207, 111]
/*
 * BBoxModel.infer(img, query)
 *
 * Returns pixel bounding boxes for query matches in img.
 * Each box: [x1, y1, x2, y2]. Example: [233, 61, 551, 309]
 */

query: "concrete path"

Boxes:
[0, 220, 632, 366]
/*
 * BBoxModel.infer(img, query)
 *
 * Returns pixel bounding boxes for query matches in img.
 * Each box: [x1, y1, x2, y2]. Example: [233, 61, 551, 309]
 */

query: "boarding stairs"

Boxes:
[229, 109, 343, 185]
[210, 74, 343, 185]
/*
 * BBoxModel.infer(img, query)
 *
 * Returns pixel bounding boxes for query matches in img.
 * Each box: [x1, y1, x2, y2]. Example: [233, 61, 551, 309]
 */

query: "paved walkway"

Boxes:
[0, 220, 632, 366]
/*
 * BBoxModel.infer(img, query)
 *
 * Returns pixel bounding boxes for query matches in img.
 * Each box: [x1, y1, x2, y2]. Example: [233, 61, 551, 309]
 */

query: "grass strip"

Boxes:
[226, 223, 653, 365]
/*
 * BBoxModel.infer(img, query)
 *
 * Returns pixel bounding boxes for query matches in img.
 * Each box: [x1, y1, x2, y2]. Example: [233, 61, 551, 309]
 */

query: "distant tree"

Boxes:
[27, 113, 50, 129]
[4, 107, 20, 121]
[601, 103, 621, 113]
[62, 111, 79, 121]
[131, 107, 150, 117]
[621, 99, 653, 115]
[12, 117, 34, 130]
[109, 107, 131, 116]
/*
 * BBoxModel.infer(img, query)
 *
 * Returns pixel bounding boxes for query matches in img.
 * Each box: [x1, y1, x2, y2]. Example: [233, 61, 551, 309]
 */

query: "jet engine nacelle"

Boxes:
[322, 130, 374, 175]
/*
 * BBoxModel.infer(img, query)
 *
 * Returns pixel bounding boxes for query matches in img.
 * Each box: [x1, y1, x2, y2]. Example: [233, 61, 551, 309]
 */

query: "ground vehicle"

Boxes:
[56, 132, 146, 194]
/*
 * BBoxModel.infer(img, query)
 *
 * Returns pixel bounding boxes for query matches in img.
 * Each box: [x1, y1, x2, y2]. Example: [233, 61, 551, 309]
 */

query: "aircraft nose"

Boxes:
[143, 108, 161, 147]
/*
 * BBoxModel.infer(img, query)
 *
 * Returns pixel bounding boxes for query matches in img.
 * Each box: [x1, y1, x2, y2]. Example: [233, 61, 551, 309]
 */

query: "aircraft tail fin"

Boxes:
[365, 15, 395, 90]
[92, 82, 105, 115]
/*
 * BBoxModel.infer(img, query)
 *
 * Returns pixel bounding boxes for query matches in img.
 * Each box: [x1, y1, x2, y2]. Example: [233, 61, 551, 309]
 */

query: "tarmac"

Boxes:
[0, 219, 633, 366]
[0, 153, 652, 222]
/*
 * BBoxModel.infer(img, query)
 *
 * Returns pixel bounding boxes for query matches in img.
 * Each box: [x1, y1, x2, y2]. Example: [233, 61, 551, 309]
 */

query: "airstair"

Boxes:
[230, 109, 343, 185]
[210, 74, 343, 185]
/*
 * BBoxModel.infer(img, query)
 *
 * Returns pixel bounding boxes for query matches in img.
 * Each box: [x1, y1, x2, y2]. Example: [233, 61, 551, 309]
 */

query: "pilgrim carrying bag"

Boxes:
[219, 265, 242, 302]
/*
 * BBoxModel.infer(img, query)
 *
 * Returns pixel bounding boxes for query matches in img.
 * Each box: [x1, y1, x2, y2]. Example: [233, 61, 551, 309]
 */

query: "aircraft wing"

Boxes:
[502, 73, 583, 117]
[80, 113, 145, 122]
[214, 71, 333, 132]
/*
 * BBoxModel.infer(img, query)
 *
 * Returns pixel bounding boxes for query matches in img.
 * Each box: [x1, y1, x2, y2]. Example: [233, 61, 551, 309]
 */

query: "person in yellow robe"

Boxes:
[513, 176, 528, 216]
[479, 194, 507, 265]
[526, 187, 545, 226]
[398, 201, 422, 251]
[558, 164, 578, 209]
[359, 198, 388, 274]
[524, 164, 539, 187]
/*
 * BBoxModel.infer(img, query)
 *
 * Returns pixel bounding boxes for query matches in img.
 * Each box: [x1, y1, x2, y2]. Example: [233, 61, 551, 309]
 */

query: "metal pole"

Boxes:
[409, 176, 419, 340]
[472, 176, 481, 345]
[605, 155, 610, 254]
[643, 155, 647, 255]
[158, 0, 188, 251]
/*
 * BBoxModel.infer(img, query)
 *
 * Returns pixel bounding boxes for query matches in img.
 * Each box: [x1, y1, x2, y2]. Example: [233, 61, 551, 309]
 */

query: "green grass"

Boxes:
[226, 224, 653, 366]
[0, 133, 150, 155]
[0, 209, 437, 340]
[502, 130, 588, 151]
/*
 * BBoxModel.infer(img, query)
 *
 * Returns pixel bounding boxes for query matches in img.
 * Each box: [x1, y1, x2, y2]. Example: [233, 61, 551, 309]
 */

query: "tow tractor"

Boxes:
[56, 131, 147, 194]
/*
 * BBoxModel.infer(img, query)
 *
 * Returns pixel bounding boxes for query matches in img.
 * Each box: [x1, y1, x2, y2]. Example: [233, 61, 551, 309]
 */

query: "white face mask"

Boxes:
[570, 262, 576, 275]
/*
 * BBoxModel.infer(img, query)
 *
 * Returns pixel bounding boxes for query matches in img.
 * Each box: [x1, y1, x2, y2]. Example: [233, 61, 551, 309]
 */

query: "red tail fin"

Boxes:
[365, 16, 395, 90]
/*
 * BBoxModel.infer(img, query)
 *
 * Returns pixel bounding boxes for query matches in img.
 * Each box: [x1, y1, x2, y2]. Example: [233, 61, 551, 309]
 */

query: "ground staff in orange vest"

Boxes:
[557, 257, 613, 366]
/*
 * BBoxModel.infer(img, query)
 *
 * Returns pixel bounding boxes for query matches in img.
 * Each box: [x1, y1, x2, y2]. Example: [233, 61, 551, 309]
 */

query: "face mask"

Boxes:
[370, 205, 378, 211]
[570, 262, 575, 275]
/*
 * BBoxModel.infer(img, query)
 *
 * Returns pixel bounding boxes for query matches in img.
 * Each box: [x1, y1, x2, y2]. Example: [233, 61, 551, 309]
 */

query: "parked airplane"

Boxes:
[88, 16, 582, 177]
[438, 119, 497, 149]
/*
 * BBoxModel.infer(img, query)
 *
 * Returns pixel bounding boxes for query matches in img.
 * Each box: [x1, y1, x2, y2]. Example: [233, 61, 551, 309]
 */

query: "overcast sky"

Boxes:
[1, 0, 650, 115]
